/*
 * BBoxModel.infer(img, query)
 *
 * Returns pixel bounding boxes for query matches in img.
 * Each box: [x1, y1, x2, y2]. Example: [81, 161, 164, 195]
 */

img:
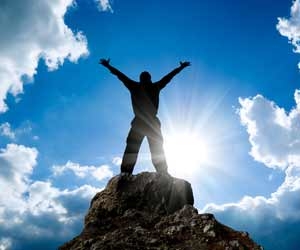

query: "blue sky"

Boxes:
[0, 0, 300, 249]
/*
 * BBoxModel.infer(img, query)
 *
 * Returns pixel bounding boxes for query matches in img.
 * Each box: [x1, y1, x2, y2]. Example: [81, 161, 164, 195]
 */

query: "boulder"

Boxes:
[59, 172, 262, 250]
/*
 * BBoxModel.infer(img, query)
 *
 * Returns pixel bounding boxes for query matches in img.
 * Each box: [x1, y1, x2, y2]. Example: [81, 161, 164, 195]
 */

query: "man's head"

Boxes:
[140, 71, 152, 83]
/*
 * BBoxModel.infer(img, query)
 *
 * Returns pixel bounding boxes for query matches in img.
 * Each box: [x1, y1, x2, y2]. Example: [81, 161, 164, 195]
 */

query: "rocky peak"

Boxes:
[59, 172, 262, 250]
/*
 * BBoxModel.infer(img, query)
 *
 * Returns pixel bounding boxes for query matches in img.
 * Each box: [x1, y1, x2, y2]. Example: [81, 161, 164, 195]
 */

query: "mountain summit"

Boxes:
[59, 172, 262, 250]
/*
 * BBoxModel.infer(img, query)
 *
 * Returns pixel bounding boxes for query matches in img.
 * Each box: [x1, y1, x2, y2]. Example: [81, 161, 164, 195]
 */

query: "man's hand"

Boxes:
[180, 61, 191, 68]
[99, 58, 110, 67]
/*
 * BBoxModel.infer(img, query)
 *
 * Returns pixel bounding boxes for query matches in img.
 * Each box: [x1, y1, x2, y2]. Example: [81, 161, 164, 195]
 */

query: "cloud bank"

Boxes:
[0, 0, 89, 113]
[0, 144, 110, 249]
[203, 90, 300, 249]
[0, 1, 113, 248]
[203, 4, 300, 246]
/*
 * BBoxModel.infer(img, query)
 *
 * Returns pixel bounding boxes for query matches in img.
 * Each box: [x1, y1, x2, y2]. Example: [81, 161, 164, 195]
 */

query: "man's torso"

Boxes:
[129, 83, 160, 120]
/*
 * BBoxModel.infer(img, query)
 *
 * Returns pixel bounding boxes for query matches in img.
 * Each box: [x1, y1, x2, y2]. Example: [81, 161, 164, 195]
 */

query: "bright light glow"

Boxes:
[164, 132, 210, 177]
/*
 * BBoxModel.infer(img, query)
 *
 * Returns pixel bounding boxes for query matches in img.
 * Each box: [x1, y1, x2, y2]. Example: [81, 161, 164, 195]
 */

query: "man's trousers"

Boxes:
[120, 116, 168, 174]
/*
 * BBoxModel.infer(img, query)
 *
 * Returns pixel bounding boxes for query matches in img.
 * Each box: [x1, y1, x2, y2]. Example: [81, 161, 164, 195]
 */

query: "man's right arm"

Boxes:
[99, 58, 136, 89]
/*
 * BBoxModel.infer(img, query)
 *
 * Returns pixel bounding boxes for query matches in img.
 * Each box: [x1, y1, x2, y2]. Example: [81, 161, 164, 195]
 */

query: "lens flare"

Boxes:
[164, 132, 209, 177]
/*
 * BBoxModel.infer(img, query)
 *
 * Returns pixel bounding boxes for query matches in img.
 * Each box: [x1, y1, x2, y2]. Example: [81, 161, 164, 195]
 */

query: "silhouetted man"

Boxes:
[100, 58, 190, 175]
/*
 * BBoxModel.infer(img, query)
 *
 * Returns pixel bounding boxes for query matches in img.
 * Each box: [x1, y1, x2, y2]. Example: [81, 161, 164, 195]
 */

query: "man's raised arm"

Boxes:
[156, 61, 191, 90]
[99, 58, 136, 89]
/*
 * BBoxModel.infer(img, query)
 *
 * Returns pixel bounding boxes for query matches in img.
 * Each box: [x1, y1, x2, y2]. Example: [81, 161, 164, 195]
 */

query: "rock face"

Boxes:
[60, 172, 262, 250]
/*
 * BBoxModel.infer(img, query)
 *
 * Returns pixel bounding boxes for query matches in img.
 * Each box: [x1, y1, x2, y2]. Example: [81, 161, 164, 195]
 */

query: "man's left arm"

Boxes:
[156, 61, 190, 90]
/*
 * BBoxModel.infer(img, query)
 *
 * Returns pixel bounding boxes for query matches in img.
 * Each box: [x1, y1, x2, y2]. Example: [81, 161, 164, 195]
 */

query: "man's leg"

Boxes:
[120, 126, 144, 174]
[147, 120, 168, 174]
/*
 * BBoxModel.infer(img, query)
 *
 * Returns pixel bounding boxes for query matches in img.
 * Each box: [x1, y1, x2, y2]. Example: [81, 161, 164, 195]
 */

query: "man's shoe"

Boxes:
[157, 169, 171, 177]
[120, 172, 132, 177]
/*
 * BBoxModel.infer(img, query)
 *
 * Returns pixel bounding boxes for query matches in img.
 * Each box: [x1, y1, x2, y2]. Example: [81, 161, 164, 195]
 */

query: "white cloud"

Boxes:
[27, 181, 67, 216]
[95, 0, 113, 12]
[277, 0, 300, 69]
[0, 144, 103, 249]
[0, 144, 38, 212]
[0, 121, 40, 141]
[236, 90, 300, 219]
[238, 90, 300, 170]
[112, 156, 122, 166]
[0, 180, 100, 249]
[0, 123, 15, 140]
[202, 90, 300, 249]
[0, 238, 12, 250]
[0, 0, 89, 113]
[52, 160, 113, 181]
[203, 164, 300, 221]
[202, 164, 300, 249]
